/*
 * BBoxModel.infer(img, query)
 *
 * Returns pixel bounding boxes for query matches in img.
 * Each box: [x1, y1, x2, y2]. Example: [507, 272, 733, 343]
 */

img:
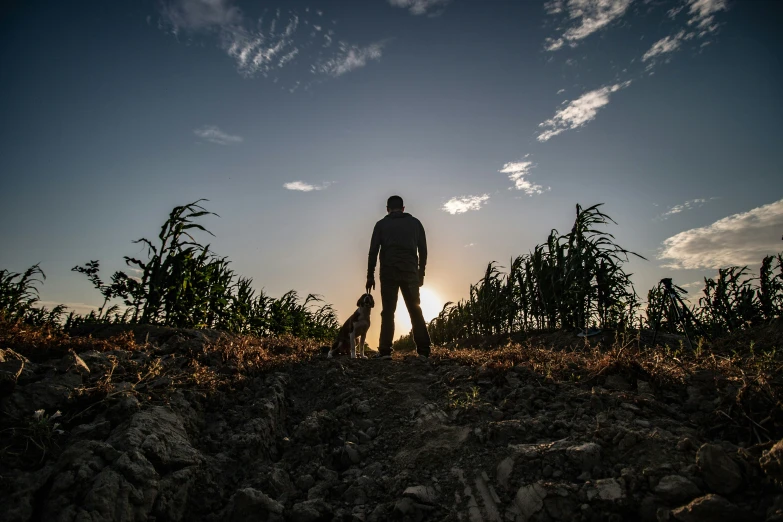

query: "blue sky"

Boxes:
[1, 0, 782, 343]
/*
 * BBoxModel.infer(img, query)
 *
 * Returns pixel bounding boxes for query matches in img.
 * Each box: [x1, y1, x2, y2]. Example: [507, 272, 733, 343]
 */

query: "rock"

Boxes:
[393, 497, 433, 521]
[497, 457, 514, 489]
[154, 465, 199, 521]
[403, 485, 438, 504]
[567, 442, 602, 471]
[367, 504, 389, 522]
[0, 358, 24, 395]
[270, 467, 296, 498]
[767, 495, 783, 522]
[58, 349, 90, 376]
[108, 406, 202, 470]
[290, 499, 333, 522]
[1, 372, 82, 417]
[605, 375, 632, 391]
[294, 411, 338, 445]
[229, 488, 284, 522]
[317, 466, 338, 482]
[654, 475, 701, 504]
[677, 438, 696, 452]
[695, 444, 743, 495]
[671, 494, 755, 522]
[296, 474, 316, 491]
[343, 486, 367, 505]
[591, 478, 624, 501]
[70, 418, 112, 441]
[637, 380, 653, 395]
[544, 495, 577, 520]
[39, 441, 154, 522]
[512, 483, 547, 519]
[355, 401, 371, 414]
[344, 443, 361, 464]
[760, 439, 783, 485]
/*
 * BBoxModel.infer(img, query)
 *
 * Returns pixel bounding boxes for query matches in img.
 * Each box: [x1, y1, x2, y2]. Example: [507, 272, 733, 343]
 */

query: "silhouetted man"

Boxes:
[366, 195, 431, 358]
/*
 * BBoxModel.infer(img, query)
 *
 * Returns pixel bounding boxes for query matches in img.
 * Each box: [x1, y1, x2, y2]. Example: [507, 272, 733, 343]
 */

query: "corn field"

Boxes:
[425, 203, 783, 347]
[0, 265, 67, 326]
[645, 254, 783, 337]
[428, 204, 644, 345]
[1, 201, 339, 341]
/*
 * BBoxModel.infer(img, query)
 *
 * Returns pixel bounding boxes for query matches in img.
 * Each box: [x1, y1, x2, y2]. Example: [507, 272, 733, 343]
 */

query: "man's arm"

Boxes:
[367, 222, 381, 290]
[417, 220, 427, 286]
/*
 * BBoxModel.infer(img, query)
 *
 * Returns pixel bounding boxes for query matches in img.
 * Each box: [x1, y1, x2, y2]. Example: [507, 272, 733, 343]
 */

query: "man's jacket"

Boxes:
[367, 211, 427, 282]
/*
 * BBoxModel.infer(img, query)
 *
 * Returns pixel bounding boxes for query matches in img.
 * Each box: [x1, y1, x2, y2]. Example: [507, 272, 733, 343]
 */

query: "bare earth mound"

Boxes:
[1, 320, 783, 521]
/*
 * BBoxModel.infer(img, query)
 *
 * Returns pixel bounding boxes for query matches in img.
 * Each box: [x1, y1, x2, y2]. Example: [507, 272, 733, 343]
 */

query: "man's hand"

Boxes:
[366, 278, 375, 292]
[418, 275, 424, 287]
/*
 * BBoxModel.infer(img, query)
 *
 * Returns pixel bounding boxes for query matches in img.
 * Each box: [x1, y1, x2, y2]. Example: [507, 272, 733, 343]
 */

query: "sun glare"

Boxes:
[393, 287, 443, 336]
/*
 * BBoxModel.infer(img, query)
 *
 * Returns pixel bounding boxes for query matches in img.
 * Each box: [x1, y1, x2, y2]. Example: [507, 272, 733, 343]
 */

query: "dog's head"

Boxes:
[357, 293, 375, 308]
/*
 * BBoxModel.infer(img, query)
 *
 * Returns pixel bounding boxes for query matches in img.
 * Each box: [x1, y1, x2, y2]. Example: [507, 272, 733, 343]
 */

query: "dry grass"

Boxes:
[431, 326, 783, 445]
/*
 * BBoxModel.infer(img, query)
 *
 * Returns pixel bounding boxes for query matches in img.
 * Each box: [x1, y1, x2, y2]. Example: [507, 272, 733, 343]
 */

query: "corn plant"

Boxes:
[0, 265, 66, 326]
[71, 200, 339, 341]
[428, 204, 643, 345]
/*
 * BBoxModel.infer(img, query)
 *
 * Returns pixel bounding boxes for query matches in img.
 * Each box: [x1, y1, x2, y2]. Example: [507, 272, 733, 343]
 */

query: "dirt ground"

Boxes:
[2, 323, 783, 521]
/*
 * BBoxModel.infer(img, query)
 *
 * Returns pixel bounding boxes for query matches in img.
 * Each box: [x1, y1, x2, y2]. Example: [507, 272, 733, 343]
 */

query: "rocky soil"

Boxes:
[1, 323, 783, 521]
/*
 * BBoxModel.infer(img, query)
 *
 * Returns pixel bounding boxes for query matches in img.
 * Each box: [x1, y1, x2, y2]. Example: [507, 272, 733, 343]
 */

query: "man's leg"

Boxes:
[400, 281, 431, 357]
[379, 279, 400, 356]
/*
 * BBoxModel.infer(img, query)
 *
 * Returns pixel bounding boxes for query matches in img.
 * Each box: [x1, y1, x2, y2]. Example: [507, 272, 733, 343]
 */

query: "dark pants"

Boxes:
[379, 278, 431, 356]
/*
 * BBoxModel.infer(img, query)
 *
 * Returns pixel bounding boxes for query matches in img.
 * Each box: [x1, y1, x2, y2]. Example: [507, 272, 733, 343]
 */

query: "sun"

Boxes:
[394, 286, 443, 336]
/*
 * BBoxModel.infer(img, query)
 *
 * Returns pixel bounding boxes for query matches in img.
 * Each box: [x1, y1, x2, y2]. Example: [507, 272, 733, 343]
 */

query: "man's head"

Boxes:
[387, 195, 404, 213]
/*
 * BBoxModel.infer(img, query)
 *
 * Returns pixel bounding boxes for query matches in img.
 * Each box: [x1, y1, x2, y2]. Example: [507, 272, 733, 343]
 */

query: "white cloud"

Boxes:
[158, 1, 383, 82]
[222, 13, 300, 77]
[194, 125, 243, 145]
[659, 197, 715, 219]
[388, 0, 451, 16]
[313, 42, 384, 77]
[686, 0, 727, 31]
[537, 81, 631, 142]
[544, 0, 633, 50]
[283, 181, 331, 192]
[442, 194, 490, 215]
[498, 161, 546, 196]
[159, 0, 242, 32]
[658, 199, 783, 270]
[642, 31, 685, 62]
[643, 0, 727, 68]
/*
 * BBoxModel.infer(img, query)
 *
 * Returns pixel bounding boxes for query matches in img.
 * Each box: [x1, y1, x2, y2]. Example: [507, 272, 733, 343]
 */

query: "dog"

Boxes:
[323, 293, 374, 359]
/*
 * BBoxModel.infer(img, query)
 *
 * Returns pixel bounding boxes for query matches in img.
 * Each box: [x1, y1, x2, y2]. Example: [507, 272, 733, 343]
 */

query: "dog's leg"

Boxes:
[359, 333, 366, 358]
[349, 332, 356, 359]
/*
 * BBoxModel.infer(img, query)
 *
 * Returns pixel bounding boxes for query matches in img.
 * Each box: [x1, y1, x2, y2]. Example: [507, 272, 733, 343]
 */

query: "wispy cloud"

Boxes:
[537, 81, 631, 142]
[642, 30, 685, 62]
[313, 42, 385, 77]
[659, 197, 716, 219]
[283, 181, 331, 192]
[194, 125, 243, 145]
[158, 0, 384, 83]
[543, 0, 633, 51]
[498, 160, 547, 195]
[658, 199, 783, 269]
[442, 194, 490, 215]
[641, 0, 727, 69]
[686, 0, 727, 32]
[388, 0, 451, 16]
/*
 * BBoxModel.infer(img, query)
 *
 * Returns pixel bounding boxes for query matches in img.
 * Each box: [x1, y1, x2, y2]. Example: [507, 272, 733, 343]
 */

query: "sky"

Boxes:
[1, 0, 782, 346]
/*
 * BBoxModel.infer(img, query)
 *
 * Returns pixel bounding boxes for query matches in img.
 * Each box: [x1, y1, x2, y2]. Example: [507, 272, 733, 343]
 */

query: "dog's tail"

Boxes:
[319, 345, 330, 355]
